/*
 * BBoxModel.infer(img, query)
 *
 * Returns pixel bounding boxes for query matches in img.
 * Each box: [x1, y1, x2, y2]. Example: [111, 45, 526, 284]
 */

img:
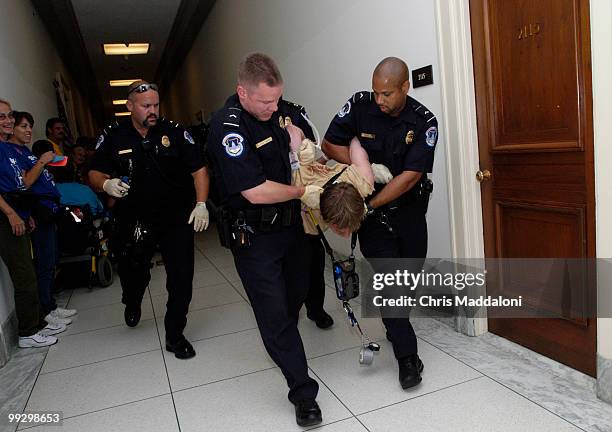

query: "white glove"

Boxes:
[300, 185, 324, 209]
[371, 163, 393, 184]
[102, 178, 130, 198]
[188, 202, 209, 232]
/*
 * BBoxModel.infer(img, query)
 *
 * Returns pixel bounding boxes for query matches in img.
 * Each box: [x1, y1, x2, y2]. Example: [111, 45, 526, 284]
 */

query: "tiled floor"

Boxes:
[1, 228, 612, 432]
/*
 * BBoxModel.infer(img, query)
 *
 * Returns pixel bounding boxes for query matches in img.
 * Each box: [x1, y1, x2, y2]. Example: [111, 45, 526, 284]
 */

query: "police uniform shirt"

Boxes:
[90, 118, 204, 223]
[324, 92, 438, 177]
[207, 94, 311, 209]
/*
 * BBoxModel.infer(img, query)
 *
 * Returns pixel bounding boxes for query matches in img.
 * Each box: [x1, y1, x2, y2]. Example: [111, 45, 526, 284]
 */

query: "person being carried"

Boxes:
[286, 123, 392, 237]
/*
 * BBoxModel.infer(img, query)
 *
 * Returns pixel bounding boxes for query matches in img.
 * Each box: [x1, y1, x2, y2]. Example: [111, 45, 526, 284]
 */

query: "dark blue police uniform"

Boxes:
[325, 91, 438, 361]
[207, 94, 319, 403]
[90, 118, 203, 344]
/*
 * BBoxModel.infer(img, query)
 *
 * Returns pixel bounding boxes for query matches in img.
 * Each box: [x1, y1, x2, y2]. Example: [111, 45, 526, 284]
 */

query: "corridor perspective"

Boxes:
[2, 0, 612, 431]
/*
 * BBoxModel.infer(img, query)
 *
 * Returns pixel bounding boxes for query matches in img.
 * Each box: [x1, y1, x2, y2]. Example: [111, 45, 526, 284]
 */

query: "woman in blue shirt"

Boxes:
[9, 111, 77, 325]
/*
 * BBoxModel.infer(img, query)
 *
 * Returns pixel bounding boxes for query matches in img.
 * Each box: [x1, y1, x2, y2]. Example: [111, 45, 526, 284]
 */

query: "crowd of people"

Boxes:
[0, 52, 437, 427]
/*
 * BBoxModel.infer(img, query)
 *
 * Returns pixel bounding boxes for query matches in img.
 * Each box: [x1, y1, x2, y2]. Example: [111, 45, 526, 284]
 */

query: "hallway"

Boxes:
[2, 227, 611, 432]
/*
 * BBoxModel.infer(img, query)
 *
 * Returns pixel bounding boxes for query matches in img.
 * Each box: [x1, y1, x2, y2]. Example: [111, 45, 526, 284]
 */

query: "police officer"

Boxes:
[322, 57, 438, 389]
[278, 100, 334, 330]
[207, 53, 322, 427]
[89, 81, 210, 360]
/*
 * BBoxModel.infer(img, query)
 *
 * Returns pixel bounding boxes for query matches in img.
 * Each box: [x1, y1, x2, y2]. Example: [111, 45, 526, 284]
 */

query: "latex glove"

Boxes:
[102, 178, 130, 198]
[371, 163, 393, 184]
[188, 202, 209, 232]
[300, 185, 324, 209]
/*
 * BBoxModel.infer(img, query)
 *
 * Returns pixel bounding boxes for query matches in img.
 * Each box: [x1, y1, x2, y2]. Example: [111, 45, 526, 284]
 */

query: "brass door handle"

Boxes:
[476, 169, 492, 183]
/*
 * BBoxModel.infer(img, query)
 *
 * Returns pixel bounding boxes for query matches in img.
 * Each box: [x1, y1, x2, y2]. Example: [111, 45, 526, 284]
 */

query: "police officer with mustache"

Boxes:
[89, 80, 210, 359]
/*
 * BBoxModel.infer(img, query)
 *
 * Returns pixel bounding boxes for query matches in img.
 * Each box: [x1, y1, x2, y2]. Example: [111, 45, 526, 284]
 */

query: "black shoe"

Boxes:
[166, 337, 196, 360]
[307, 310, 334, 329]
[398, 354, 424, 389]
[124, 305, 141, 327]
[294, 399, 322, 427]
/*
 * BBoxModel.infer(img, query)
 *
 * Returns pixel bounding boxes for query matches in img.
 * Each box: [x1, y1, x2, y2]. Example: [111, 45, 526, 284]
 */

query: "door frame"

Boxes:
[434, 0, 488, 335]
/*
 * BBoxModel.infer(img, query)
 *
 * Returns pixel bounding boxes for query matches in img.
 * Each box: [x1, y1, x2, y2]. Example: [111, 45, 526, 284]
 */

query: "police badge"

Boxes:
[405, 130, 415, 144]
[161, 135, 170, 147]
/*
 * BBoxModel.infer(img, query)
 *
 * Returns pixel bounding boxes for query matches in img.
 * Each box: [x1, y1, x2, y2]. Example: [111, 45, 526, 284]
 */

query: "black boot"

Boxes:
[398, 354, 424, 389]
[294, 399, 322, 427]
[166, 337, 196, 360]
[124, 304, 141, 327]
[307, 310, 334, 329]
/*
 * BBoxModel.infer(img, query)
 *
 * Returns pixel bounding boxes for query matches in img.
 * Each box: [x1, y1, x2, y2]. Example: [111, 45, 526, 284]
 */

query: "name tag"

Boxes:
[360, 133, 376, 139]
[256, 137, 273, 148]
[118, 149, 132, 155]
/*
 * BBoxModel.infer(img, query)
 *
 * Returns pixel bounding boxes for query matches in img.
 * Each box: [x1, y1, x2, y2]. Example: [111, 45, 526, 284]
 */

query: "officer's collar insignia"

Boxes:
[405, 130, 415, 144]
[222, 132, 245, 158]
[279, 116, 285, 129]
[95, 135, 104, 150]
[161, 135, 171, 147]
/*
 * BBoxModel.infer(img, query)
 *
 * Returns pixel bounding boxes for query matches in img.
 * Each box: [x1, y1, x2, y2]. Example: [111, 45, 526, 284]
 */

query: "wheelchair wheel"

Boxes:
[97, 255, 114, 287]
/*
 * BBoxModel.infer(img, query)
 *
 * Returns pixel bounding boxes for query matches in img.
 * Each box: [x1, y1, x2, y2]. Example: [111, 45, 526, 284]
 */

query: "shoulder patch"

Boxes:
[223, 107, 242, 129]
[337, 101, 352, 118]
[222, 132, 245, 158]
[95, 134, 104, 149]
[425, 127, 438, 147]
[184, 130, 195, 145]
[352, 91, 372, 103]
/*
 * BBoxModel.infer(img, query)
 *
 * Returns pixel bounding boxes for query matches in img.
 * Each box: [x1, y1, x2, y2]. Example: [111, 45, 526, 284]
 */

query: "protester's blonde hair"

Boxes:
[320, 183, 365, 233]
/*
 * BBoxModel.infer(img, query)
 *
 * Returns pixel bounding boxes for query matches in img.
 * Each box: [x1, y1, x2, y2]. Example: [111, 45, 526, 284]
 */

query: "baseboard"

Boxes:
[0, 311, 18, 368]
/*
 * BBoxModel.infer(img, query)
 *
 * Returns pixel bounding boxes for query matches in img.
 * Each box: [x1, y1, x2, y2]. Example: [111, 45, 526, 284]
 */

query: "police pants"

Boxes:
[304, 233, 327, 317]
[358, 204, 427, 360]
[233, 225, 319, 403]
[116, 221, 194, 343]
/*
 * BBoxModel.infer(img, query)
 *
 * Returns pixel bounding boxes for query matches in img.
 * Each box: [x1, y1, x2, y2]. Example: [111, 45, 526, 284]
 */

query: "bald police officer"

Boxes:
[322, 57, 438, 389]
[89, 81, 210, 360]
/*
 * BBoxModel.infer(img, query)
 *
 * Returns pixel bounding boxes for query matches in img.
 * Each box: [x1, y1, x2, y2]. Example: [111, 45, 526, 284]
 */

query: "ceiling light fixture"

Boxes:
[104, 43, 149, 55]
[112, 100, 128, 105]
[109, 79, 141, 87]
[115, 112, 131, 117]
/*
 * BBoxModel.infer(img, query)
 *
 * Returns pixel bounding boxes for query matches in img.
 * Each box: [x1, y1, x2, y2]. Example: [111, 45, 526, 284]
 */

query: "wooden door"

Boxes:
[470, 0, 597, 375]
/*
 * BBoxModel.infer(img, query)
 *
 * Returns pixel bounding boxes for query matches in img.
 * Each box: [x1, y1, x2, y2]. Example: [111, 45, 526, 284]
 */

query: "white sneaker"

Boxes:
[38, 322, 67, 337]
[51, 307, 77, 318]
[44, 312, 72, 326]
[19, 333, 58, 348]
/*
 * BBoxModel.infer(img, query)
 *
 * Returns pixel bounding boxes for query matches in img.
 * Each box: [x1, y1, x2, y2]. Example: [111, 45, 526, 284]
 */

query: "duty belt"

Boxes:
[232, 202, 301, 231]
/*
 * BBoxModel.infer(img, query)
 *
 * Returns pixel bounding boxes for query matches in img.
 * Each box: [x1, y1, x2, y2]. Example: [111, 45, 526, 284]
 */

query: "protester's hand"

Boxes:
[300, 185, 324, 209]
[188, 202, 209, 232]
[39, 151, 55, 165]
[8, 212, 26, 236]
[371, 163, 393, 184]
[102, 178, 130, 198]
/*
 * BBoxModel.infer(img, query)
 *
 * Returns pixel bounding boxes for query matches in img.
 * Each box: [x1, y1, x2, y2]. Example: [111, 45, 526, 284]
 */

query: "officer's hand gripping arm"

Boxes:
[368, 171, 423, 209]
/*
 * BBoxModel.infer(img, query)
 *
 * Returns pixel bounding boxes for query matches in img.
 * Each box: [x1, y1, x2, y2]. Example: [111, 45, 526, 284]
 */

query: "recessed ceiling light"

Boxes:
[115, 112, 131, 117]
[109, 79, 140, 87]
[112, 100, 128, 105]
[104, 43, 149, 55]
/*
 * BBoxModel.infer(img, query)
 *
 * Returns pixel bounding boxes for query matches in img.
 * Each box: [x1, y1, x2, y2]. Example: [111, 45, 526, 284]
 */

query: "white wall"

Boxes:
[0, 0, 72, 141]
[591, 0, 612, 360]
[166, 0, 453, 258]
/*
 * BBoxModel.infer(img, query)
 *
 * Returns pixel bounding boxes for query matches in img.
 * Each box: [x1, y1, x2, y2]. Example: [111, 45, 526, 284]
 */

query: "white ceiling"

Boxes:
[70, 0, 182, 114]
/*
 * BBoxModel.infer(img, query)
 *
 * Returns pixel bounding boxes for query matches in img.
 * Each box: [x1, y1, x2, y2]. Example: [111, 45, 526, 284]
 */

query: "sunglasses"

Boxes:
[127, 83, 158, 96]
[0, 111, 14, 121]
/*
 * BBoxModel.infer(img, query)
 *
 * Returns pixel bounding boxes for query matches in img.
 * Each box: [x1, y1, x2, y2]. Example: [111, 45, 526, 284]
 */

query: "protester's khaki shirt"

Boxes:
[292, 140, 373, 235]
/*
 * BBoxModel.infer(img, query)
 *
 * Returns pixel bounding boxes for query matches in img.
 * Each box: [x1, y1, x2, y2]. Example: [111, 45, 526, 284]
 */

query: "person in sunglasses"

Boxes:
[89, 81, 211, 360]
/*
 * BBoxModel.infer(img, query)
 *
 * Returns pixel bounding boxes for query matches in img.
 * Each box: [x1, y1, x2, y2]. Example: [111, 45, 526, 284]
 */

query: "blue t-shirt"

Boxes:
[0, 141, 60, 217]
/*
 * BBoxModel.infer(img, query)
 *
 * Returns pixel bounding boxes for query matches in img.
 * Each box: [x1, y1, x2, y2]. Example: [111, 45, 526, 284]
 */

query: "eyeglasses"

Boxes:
[0, 111, 14, 121]
[127, 83, 158, 96]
